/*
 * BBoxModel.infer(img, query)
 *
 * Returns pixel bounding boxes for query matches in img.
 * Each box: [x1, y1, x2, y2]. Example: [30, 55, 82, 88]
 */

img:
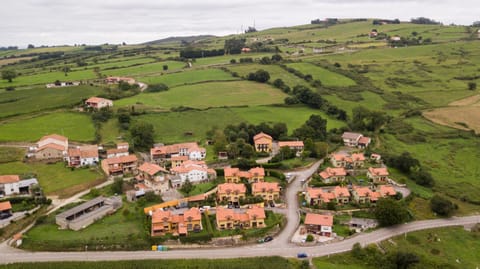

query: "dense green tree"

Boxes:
[146, 83, 169, 93]
[389, 251, 420, 269]
[111, 178, 123, 194]
[129, 121, 155, 151]
[247, 69, 270, 83]
[1, 69, 17, 82]
[468, 82, 477, 90]
[180, 179, 194, 195]
[224, 38, 246, 54]
[430, 195, 456, 216]
[293, 114, 327, 140]
[374, 198, 409, 226]
[213, 129, 228, 154]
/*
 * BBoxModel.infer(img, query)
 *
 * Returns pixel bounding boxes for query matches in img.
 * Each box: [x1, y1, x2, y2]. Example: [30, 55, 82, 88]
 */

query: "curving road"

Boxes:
[0, 159, 479, 264]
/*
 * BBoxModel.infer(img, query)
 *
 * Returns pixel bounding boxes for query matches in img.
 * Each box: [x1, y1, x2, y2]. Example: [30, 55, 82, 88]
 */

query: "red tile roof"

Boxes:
[304, 213, 333, 227]
[249, 167, 265, 177]
[103, 154, 138, 164]
[224, 167, 240, 177]
[216, 206, 265, 222]
[252, 182, 280, 193]
[253, 132, 272, 144]
[37, 143, 66, 152]
[0, 175, 20, 184]
[378, 185, 396, 196]
[278, 141, 304, 148]
[150, 142, 205, 156]
[138, 162, 166, 176]
[85, 97, 112, 104]
[351, 153, 365, 161]
[368, 167, 389, 176]
[319, 167, 347, 180]
[358, 136, 371, 144]
[0, 201, 12, 211]
[217, 183, 246, 195]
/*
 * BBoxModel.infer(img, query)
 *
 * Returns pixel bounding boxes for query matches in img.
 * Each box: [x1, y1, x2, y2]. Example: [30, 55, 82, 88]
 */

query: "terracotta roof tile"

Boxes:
[304, 213, 333, 226]
[0, 201, 12, 211]
[0, 175, 20, 184]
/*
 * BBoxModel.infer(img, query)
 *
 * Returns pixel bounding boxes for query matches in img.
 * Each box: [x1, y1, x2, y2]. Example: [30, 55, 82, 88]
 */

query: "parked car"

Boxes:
[264, 236, 273, 242]
[297, 252, 308, 258]
[0, 212, 12, 220]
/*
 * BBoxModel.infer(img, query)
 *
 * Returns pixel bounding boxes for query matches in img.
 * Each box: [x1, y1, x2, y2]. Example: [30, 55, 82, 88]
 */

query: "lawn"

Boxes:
[180, 180, 220, 196]
[313, 227, 480, 269]
[0, 85, 102, 118]
[134, 105, 346, 144]
[286, 62, 356, 87]
[0, 69, 98, 88]
[102, 61, 186, 77]
[227, 64, 311, 88]
[0, 162, 104, 196]
[99, 118, 123, 145]
[137, 68, 239, 87]
[0, 112, 96, 142]
[21, 201, 148, 251]
[115, 81, 288, 109]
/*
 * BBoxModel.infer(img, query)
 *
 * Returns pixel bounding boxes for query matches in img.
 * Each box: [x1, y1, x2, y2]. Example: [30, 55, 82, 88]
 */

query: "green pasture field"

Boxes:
[137, 68, 239, 87]
[0, 257, 301, 269]
[0, 112, 95, 142]
[0, 85, 102, 118]
[193, 53, 274, 66]
[134, 105, 345, 143]
[227, 63, 311, 88]
[323, 91, 388, 116]
[314, 227, 480, 269]
[116, 81, 288, 109]
[0, 147, 25, 163]
[0, 162, 103, 196]
[99, 118, 122, 145]
[102, 60, 186, 77]
[72, 56, 157, 72]
[287, 62, 356, 87]
[0, 69, 97, 88]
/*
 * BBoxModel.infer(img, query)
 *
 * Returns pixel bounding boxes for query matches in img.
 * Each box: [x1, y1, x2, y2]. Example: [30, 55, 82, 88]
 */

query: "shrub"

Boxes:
[146, 83, 169, 93]
[5, 86, 15, 91]
[306, 234, 314, 242]
[430, 195, 456, 216]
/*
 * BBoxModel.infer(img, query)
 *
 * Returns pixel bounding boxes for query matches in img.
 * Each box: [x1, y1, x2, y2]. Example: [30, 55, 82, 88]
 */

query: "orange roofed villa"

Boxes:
[252, 182, 281, 202]
[319, 167, 347, 183]
[304, 213, 333, 237]
[216, 183, 246, 203]
[170, 160, 216, 187]
[101, 155, 138, 176]
[306, 186, 350, 206]
[85, 97, 113, 110]
[150, 208, 202, 236]
[330, 152, 365, 168]
[278, 141, 304, 156]
[367, 167, 389, 184]
[223, 167, 265, 183]
[253, 132, 273, 152]
[136, 162, 170, 194]
[150, 142, 206, 164]
[216, 206, 266, 230]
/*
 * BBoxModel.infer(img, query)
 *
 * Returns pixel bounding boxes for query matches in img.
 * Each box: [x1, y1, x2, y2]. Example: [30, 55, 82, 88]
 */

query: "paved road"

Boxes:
[0, 215, 478, 264]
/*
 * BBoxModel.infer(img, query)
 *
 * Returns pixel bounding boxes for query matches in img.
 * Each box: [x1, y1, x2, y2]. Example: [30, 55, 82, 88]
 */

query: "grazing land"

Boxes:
[115, 81, 288, 109]
[0, 112, 96, 142]
[286, 62, 356, 87]
[137, 68, 239, 87]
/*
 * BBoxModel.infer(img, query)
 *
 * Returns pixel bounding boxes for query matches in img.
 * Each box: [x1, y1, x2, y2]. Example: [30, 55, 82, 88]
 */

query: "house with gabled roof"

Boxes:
[278, 141, 304, 155]
[137, 162, 169, 194]
[106, 142, 129, 159]
[170, 160, 216, 187]
[253, 132, 272, 152]
[252, 182, 281, 202]
[341, 132, 371, 148]
[215, 206, 266, 230]
[101, 155, 138, 176]
[150, 207, 202, 236]
[223, 167, 265, 183]
[319, 167, 347, 183]
[34, 134, 68, 161]
[367, 167, 389, 184]
[150, 142, 206, 164]
[305, 186, 350, 205]
[217, 183, 246, 203]
[67, 145, 99, 167]
[304, 213, 333, 237]
[85, 97, 113, 109]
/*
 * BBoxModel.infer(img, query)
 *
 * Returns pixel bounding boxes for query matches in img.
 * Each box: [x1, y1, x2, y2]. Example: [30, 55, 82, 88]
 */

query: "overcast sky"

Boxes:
[0, 0, 478, 47]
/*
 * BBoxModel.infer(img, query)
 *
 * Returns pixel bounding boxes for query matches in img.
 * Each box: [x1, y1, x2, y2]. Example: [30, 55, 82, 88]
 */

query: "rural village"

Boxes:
[1, 15, 480, 269]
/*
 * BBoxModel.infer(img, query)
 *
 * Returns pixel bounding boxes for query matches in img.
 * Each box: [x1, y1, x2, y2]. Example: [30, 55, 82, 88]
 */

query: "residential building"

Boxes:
[0, 175, 39, 197]
[216, 206, 266, 230]
[351, 185, 396, 204]
[150, 142, 206, 163]
[34, 134, 68, 161]
[252, 182, 280, 202]
[370, 153, 382, 163]
[367, 167, 389, 184]
[330, 153, 365, 168]
[101, 155, 138, 176]
[67, 145, 99, 167]
[170, 160, 216, 187]
[319, 167, 347, 183]
[136, 162, 169, 194]
[278, 141, 304, 155]
[341, 132, 371, 148]
[150, 208, 202, 236]
[55, 196, 122, 231]
[305, 186, 350, 205]
[171, 155, 188, 167]
[0, 201, 12, 216]
[304, 213, 333, 237]
[106, 142, 129, 159]
[217, 183, 246, 203]
[85, 97, 113, 109]
[253, 132, 272, 152]
[223, 167, 265, 183]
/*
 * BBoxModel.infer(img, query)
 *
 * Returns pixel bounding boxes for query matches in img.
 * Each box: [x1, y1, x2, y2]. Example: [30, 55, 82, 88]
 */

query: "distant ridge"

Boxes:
[143, 35, 216, 45]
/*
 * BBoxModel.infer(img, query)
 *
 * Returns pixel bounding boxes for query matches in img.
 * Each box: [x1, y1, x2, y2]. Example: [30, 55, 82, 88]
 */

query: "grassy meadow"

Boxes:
[137, 68, 238, 87]
[115, 81, 288, 109]
[286, 62, 356, 87]
[0, 112, 96, 142]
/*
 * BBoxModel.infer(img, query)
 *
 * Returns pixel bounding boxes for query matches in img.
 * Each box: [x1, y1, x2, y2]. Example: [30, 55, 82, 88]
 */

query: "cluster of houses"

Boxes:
[306, 184, 397, 206]
[149, 205, 267, 236]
